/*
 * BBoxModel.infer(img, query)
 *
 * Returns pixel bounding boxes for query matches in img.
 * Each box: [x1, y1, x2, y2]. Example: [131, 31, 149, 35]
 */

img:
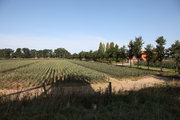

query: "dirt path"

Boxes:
[108, 76, 172, 91]
[90, 76, 173, 92]
[0, 76, 176, 100]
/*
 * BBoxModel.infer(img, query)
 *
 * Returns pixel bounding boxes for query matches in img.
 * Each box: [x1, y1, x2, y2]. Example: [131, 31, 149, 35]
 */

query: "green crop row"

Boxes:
[134, 61, 177, 69]
[0, 60, 40, 73]
[69, 60, 155, 78]
[0, 60, 108, 89]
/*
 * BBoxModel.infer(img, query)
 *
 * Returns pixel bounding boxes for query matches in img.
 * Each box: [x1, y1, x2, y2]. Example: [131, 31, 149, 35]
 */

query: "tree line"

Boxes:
[0, 48, 71, 59]
[0, 36, 179, 72]
[70, 36, 180, 72]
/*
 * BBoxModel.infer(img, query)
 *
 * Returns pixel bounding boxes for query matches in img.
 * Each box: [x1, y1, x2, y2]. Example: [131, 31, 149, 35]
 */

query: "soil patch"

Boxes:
[0, 76, 178, 100]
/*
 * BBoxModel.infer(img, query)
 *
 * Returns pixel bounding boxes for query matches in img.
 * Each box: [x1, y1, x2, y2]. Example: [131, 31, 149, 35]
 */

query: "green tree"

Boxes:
[92, 50, 98, 61]
[113, 44, 119, 65]
[106, 42, 110, 52]
[78, 51, 85, 60]
[49, 49, 53, 58]
[1, 48, 14, 58]
[169, 40, 180, 73]
[155, 36, 166, 72]
[43, 49, 51, 58]
[106, 42, 114, 63]
[134, 36, 144, 68]
[89, 50, 93, 60]
[54, 48, 71, 58]
[30, 49, 37, 58]
[22, 48, 31, 58]
[15, 48, 22, 58]
[127, 40, 135, 67]
[0, 49, 3, 58]
[72, 53, 78, 59]
[98, 42, 105, 61]
[144, 44, 155, 69]
[119, 45, 127, 66]
[37, 50, 43, 58]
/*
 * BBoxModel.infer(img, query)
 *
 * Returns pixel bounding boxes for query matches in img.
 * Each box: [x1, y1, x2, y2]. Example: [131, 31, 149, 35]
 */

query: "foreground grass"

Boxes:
[0, 85, 180, 120]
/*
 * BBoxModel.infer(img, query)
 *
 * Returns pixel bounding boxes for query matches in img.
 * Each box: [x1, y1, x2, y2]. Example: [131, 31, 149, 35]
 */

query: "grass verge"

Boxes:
[0, 84, 180, 120]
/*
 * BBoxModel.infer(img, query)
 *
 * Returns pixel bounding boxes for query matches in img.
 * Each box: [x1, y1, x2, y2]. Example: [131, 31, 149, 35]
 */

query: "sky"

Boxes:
[0, 0, 180, 54]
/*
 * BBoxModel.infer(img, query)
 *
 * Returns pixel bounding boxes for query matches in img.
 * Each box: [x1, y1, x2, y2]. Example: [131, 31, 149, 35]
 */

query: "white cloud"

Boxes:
[0, 33, 108, 54]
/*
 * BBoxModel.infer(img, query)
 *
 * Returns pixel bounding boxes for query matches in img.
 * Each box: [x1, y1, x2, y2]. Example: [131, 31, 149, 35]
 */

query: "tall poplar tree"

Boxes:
[113, 44, 119, 65]
[134, 36, 144, 68]
[127, 40, 134, 67]
[144, 44, 155, 69]
[169, 40, 180, 73]
[155, 36, 166, 72]
[119, 45, 127, 66]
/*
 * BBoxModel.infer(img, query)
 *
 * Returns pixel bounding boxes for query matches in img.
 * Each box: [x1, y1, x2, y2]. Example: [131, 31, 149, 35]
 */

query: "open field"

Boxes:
[70, 60, 155, 78]
[0, 59, 180, 119]
[0, 60, 107, 89]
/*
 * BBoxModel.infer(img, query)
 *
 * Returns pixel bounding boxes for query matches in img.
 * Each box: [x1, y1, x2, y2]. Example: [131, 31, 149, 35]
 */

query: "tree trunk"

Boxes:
[122, 59, 123, 66]
[130, 59, 131, 68]
[148, 61, 149, 70]
[160, 61, 162, 72]
[138, 59, 139, 68]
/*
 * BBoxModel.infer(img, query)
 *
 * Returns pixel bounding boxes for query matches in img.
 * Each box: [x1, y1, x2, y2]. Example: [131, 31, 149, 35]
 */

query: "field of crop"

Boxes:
[134, 61, 177, 69]
[0, 60, 107, 89]
[1, 60, 180, 119]
[70, 60, 155, 78]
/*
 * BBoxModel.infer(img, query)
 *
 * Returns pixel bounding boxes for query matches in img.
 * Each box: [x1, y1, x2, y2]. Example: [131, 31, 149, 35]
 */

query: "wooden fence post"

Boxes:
[43, 83, 47, 97]
[109, 82, 112, 96]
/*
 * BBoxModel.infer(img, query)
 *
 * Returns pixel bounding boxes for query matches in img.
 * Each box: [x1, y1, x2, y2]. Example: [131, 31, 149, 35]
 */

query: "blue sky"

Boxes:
[0, 0, 180, 54]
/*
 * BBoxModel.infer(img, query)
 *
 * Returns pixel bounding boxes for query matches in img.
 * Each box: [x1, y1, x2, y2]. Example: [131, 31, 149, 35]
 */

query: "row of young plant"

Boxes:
[0, 60, 40, 73]
[70, 60, 154, 78]
[43, 60, 108, 85]
[134, 61, 177, 69]
[0, 61, 52, 89]
[0, 60, 108, 89]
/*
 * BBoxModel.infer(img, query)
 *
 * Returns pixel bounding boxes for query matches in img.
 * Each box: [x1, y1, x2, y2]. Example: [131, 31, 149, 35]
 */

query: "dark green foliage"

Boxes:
[144, 44, 155, 69]
[30, 49, 37, 58]
[134, 36, 144, 68]
[119, 45, 127, 65]
[15, 48, 22, 58]
[155, 36, 166, 71]
[54, 48, 71, 58]
[22, 48, 31, 58]
[127, 40, 135, 67]
[169, 40, 180, 72]
[0, 48, 14, 58]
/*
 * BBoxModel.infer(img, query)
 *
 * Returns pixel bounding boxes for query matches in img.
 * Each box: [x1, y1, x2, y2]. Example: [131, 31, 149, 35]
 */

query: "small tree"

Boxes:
[169, 40, 180, 73]
[144, 44, 155, 69]
[127, 40, 134, 67]
[134, 36, 144, 68]
[155, 36, 166, 72]
[119, 45, 127, 66]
